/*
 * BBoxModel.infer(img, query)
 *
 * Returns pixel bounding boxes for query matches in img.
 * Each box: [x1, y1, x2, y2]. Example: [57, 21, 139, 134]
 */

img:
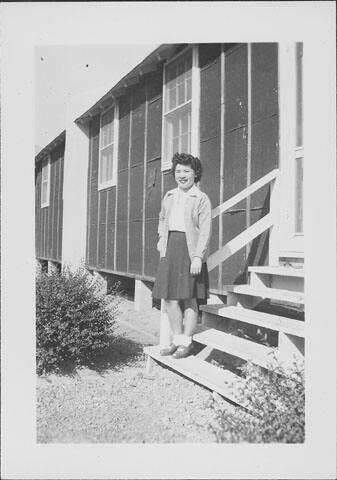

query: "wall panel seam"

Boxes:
[127, 94, 133, 273]
[246, 43, 252, 260]
[218, 43, 225, 290]
[142, 85, 149, 276]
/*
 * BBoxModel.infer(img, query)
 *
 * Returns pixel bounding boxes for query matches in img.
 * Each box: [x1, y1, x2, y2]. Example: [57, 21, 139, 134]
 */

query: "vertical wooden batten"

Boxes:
[142, 86, 149, 276]
[86, 125, 93, 264]
[127, 94, 133, 273]
[104, 190, 109, 267]
[113, 102, 120, 271]
[218, 44, 225, 291]
[191, 44, 200, 158]
[57, 157, 63, 261]
[246, 43, 252, 259]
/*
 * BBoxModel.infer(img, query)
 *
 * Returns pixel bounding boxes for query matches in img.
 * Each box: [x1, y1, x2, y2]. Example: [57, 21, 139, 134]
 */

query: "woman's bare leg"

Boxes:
[183, 298, 198, 337]
[165, 299, 183, 336]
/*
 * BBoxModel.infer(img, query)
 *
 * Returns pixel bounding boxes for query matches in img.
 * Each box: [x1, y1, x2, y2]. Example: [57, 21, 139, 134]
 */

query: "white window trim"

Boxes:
[41, 155, 51, 208]
[161, 44, 200, 171]
[294, 146, 304, 236]
[277, 42, 304, 256]
[98, 103, 119, 191]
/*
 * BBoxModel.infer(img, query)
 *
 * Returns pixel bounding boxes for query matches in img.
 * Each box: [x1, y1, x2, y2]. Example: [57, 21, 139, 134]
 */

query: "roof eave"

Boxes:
[35, 130, 66, 164]
[75, 43, 183, 125]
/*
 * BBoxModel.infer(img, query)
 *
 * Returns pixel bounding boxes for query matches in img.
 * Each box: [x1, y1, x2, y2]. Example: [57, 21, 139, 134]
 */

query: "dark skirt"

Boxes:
[152, 231, 209, 300]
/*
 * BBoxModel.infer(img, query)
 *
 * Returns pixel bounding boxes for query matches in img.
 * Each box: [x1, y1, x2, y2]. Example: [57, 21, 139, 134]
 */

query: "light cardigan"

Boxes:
[157, 185, 212, 262]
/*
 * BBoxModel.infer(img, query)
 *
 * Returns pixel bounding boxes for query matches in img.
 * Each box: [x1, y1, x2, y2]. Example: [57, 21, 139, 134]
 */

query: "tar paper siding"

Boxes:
[35, 143, 64, 262]
[86, 43, 279, 293]
[86, 69, 164, 280]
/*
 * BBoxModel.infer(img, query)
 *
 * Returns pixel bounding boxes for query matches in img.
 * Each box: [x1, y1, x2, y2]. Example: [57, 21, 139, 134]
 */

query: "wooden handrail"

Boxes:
[207, 213, 273, 272]
[212, 168, 279, 219]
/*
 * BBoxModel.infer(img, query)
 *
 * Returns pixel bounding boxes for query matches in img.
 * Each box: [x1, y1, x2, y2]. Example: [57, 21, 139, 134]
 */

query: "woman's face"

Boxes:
[174, 164, 196, 191]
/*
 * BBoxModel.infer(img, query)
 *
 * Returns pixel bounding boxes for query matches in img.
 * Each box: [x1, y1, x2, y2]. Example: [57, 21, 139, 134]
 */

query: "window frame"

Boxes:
[294, 42, 304, 236]
[98, 103, 119, 191]
[41, 155, 51, 208]
[161, 44, 200, 171]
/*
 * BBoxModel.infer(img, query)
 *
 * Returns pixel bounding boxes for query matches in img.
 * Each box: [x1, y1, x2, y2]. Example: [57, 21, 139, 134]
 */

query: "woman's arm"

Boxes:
[193, 194, 212, 261]
[157, 195, 166, 237]
[157, 194, 167, 252]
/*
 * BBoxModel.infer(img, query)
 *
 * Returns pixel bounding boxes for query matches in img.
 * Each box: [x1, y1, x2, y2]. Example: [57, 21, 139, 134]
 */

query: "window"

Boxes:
[294, 43, 304, 234]
[162, 46, 199, 170]
[98, 105, 118, 189]
[41, 156, 50, 207]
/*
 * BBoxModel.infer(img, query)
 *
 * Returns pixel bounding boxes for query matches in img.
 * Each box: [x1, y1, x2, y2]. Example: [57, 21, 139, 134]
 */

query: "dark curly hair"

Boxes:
[170, 153, 203, 183]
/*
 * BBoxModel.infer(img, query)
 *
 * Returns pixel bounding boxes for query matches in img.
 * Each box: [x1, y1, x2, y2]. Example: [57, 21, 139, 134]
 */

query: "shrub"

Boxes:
[36, 266, 119, 375]
[209, 360, 305, 443]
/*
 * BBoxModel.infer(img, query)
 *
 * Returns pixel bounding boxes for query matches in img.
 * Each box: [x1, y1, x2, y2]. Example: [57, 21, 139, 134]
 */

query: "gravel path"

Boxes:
[37, 298, 235, 443]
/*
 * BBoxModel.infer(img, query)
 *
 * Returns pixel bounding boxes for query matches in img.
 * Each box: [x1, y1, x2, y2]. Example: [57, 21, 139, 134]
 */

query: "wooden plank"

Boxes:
[193, 328, 277, 370]
[248, 265, 305, 277]
[200, 304, 305, 337]
[143, 345, 247, 407]
[223, 284, 305, 304]
[212, 169, 278, 218]
[207, 213, 273, 271]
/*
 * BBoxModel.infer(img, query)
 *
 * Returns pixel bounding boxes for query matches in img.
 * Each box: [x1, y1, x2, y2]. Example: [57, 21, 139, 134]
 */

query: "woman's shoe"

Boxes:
[172, 343, 194, 359]
[159, 343, 178, 356]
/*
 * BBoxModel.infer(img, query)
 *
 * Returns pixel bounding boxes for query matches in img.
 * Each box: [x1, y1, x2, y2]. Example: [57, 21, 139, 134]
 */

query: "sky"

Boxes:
[35, 44, 158, 152]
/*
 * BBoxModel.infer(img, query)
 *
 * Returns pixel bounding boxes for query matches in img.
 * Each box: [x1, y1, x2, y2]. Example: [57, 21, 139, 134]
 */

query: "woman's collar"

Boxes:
[168, 184, 201, 197]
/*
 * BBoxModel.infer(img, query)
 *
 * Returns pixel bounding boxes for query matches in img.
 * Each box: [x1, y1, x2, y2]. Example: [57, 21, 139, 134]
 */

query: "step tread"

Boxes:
[193, 328, 278, 370]
[200, 304, 305, 337]
[224, 284, 305, 304]
[248, 265, 304, 277]
[144, 345, 247, 407]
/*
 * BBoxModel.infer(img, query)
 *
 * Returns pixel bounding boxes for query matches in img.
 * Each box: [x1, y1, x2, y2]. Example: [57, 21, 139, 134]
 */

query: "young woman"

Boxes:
[152, 153, 212, 359]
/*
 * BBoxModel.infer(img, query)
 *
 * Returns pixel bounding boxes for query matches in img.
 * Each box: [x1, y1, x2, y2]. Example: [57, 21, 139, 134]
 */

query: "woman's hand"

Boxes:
[190, 256, 202, 275]
[157, 238, 163, 253]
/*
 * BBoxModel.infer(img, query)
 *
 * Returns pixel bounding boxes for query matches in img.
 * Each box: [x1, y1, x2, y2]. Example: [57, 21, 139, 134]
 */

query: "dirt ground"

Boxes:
[37, 298, 235, 443]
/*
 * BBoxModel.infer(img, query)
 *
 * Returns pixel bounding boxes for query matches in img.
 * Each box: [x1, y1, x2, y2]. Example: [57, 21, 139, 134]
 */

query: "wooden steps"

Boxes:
[224, 284, 305, 305]
[200, 304, 305, 337]
[248, 265, 304, 277]
[193, 328, 279, 370]
[143, 345, 248, 408]
[145, 261, 305, 407]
